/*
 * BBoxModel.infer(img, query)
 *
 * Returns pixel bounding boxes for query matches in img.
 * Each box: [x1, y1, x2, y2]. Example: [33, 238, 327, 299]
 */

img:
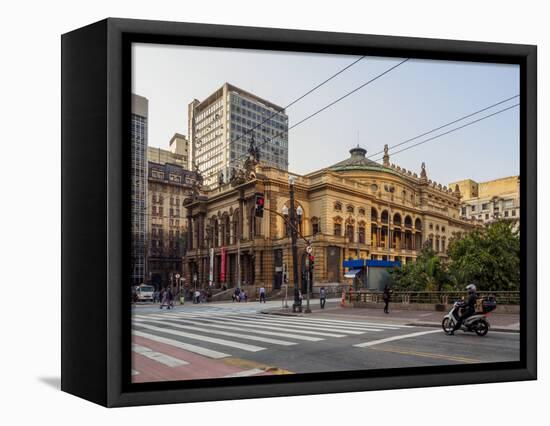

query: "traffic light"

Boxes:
[308, 255, 315, 271]
[254, 193, 265, 218]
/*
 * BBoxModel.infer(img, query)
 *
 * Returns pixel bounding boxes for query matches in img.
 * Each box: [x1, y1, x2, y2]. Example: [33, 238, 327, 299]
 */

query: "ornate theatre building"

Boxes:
[183, 144, 477, 291]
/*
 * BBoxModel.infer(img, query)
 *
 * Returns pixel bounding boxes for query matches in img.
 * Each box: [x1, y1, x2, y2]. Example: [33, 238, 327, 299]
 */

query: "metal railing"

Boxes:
[347, 290, 520, 305]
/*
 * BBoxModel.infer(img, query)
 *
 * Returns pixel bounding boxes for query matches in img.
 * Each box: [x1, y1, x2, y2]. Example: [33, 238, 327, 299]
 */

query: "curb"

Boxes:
[407, 322, 520, 333]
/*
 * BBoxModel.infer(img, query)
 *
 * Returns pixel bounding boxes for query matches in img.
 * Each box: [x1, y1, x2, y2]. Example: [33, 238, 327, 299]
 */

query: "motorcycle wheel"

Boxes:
[442, 318, 454, 334]
[475, 320, 489, 336]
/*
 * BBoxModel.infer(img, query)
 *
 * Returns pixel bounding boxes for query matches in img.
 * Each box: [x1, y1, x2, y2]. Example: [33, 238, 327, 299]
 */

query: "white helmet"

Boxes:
[466, 283, 476, 293]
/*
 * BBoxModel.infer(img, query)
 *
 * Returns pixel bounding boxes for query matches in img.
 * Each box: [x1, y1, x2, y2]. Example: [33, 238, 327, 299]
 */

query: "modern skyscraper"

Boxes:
[131, 94, 149, 285]
[188, 82, 289, 188]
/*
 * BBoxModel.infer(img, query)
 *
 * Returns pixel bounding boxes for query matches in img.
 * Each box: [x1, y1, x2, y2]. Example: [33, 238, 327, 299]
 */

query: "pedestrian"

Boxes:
[239, 289, 245, 302]
[193, 290, 200, 304]
[159, 288, 167, 309]
[383, 285, 390, 314]
[167, 287, 174, 309]
[233, 287, 240, 303]
[319, 286, 326, 309]
[259, 286, 266, 303]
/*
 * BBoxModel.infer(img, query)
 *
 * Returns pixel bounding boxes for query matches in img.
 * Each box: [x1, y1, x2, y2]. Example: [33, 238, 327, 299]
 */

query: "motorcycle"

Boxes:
[442, 296, 497, 336]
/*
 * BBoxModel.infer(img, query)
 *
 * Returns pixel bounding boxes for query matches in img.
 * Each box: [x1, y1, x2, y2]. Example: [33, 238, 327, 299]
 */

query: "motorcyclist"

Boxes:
[449, 283, 478, 335]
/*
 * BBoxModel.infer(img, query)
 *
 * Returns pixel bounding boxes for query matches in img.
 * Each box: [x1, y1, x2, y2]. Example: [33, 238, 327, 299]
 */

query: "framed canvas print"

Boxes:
[61, 18, 537, 407]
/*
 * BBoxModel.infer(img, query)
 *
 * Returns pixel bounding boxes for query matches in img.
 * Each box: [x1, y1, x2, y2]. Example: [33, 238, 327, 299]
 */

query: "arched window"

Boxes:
[222, 213, 230, 246]
[381, 210, 389, 224]
[333, 216, 343, 237]
[358, 221, 366, 244]
[358, 208, 366, 216]
[393, 213, 402, 226]
[232, 209, 240, 243]
[334, 202, 342, 212]
[415, 218, 422, 230]
[346, 223, 354, 242]
[404, 215, 413, 228]
[371, 207, 378, 221]
[346, 204, 355, 213]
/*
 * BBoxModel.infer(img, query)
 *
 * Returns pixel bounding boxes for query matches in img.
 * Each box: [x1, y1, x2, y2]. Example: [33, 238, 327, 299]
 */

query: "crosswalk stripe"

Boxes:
[132, 343, 189, 367]
[276, 315, 415, 329]
[157, 312, 398, 332]
[135, 315, 323, 342]
[134, 323, 265, 352]
[133, 330, 230, 359]
[234, 315, 383, 333]
[244, 314, 402, 330]
[202, 315, 369, 335]
[185, 316, 341, 338]
[134, 318, 296, 346]
[353, 329, 441, 348]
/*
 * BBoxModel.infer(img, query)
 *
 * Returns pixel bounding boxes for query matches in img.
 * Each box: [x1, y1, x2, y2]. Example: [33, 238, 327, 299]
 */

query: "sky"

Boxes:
[132, 43, 519, 186]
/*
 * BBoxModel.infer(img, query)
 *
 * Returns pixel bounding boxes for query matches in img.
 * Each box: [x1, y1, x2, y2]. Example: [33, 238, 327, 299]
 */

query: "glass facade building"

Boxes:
[188, 83, 289, 188]
[131, 94, 149, 285]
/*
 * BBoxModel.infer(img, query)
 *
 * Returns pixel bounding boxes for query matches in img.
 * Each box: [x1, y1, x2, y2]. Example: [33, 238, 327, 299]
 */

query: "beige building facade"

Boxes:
[147, 133, 189, 169]
[146, 161, 197, 288]
[183, 146, 477, 291]
[450, 176, 520, 224]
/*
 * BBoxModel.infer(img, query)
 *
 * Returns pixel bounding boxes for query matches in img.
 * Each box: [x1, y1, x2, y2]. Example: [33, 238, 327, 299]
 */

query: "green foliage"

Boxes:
[447, 220, 519, 292]
[389, 220, 519, 292]
[389, 245, 451, 292]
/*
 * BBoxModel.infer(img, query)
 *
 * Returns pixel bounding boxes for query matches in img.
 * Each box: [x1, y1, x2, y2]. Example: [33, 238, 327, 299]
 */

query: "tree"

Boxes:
[447, 220, 520, 292]
[389, 244, 451, 291]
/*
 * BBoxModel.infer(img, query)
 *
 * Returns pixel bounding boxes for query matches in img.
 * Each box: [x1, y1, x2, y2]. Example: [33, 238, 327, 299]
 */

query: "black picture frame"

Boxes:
[61, 18, 537, 407]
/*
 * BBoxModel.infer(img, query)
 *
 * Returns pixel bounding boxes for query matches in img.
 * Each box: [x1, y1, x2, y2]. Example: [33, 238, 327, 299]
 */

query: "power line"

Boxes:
[221, 57, 410, 175]
[371, 103, 520, 162]
[367, 94, 519, 159]
[198, 55, 366, 169]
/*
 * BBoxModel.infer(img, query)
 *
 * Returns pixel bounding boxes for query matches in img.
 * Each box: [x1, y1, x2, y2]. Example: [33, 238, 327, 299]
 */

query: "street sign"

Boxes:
[306, 245, 312, 254]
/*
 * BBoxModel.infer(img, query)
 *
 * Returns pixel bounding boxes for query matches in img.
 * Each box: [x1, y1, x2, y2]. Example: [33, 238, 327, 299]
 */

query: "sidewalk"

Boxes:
[262, 302, 520, 332]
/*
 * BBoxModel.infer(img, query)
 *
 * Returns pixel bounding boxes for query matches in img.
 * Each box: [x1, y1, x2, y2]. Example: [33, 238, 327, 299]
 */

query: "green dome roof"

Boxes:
[329, 147, 390, 172]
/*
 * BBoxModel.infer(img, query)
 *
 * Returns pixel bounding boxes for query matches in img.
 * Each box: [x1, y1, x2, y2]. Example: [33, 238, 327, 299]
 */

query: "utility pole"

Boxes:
[288, 176, 299, 309]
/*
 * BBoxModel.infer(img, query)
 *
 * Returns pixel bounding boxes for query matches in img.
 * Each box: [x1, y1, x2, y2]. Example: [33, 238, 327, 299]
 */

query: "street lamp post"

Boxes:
[283, 175, 303, 311]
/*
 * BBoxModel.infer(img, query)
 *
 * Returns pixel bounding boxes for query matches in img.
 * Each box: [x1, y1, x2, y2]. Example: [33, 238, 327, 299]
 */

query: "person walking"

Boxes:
[159, 288, 167, 309]
[259, 286, 266, 303]
[383, 285, 391, 314]
[167, 287, 174, 309]
[319, 287, 326, 309]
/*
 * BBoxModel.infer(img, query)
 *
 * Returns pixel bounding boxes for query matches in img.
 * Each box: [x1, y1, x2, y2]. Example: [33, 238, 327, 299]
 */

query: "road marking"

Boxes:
[213, 315, 369, 334]
[200, 315, 347, 337]
[132, 330, 230, 359]
[354, 329, 441, 347]
[368, 346, 481, 363]
[135, 315, 322, 342]
[134, 322, 265, 352]
[171, 316, 342, 338]
[242, 315, 387, 332]
[223, 368, 264, 378]
[134, 318, 296, 346]
[270, 315, 414, 329]
[132, 343, 189, 367]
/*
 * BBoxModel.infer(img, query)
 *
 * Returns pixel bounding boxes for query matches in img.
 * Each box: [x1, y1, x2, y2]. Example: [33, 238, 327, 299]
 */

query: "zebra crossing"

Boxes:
[132, 310, 416, 380]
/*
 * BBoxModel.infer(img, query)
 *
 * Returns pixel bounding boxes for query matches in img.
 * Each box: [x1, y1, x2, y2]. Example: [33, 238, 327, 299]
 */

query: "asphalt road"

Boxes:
[131, 300, 520, 382]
